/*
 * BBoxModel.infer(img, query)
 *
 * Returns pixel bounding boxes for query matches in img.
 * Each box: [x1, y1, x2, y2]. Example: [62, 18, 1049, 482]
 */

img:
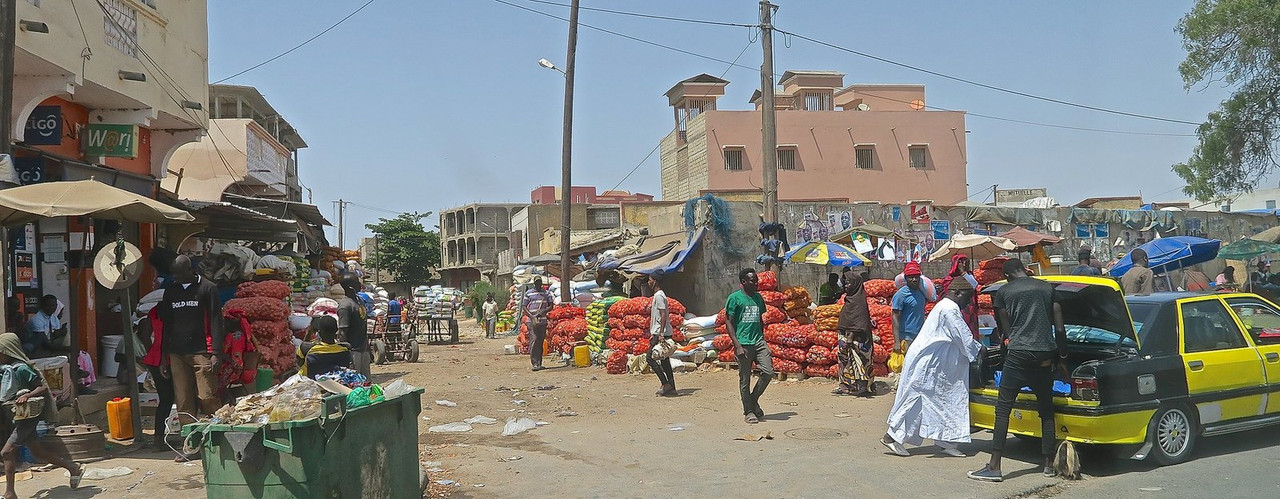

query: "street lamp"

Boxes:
[538, 58, 566, 76]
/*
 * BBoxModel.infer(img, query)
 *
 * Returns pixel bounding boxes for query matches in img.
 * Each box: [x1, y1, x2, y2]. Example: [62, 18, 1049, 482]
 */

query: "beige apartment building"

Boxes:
[660, 71, 968, 204]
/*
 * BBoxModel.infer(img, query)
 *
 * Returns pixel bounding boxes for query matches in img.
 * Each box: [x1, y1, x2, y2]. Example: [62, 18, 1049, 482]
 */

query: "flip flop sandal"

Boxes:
[69, 464, 84, 490]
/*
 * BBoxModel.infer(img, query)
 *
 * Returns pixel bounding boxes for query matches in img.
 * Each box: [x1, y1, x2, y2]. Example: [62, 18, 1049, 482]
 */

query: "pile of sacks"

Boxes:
[516, 304, 583, 355]
[602, 296, 686, 365]
[585, 296, 624, 356]
[224, 280, 295, 375]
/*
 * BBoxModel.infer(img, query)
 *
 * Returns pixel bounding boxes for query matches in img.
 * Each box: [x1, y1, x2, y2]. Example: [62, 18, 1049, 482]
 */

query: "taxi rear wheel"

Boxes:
[1149, 405, 1197, 465]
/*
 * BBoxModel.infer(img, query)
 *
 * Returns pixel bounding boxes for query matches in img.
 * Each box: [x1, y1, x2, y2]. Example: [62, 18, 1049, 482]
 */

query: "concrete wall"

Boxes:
[632, 199, 1279, 316]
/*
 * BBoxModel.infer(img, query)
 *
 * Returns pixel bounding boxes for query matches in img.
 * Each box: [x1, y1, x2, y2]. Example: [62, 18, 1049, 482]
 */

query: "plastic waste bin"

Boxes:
[184, 388, 424, 498]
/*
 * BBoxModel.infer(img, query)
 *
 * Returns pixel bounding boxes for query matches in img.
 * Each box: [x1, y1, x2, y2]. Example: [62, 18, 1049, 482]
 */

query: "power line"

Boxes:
[773, 28, 1203, 126]
[213, 0, 376, 84]
[520, 0, 755, 28]
[348, 202, 403, 215]
[493, 0, 1200, 138]
[490, 0, 755, 69]
[94, 0, 253, 196]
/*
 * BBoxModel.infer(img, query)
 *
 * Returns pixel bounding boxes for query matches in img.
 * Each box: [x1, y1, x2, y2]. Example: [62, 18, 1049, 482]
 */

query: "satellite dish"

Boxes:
[94, 240, 144, 290]
[856, 103, 870, 111]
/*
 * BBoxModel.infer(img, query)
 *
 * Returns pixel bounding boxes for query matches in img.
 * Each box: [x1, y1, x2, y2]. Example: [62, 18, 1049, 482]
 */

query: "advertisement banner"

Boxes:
[931, 220, 951, 241]
[24, 106, 61, 145]
[85, 124, 139, 158]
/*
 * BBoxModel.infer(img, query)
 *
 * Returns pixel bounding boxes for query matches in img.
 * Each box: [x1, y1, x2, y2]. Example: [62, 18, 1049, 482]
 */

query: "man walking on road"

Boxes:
[159, 255, 225, 425]
[892, 262, 929, 350]
[727, 269, 772, 424]
[337, 275, 371, 376]
[483, 293, 498, 339]
[969, 259, 1067, 483]
[524, 278, 554, 371]
[646, 271, 676, 396]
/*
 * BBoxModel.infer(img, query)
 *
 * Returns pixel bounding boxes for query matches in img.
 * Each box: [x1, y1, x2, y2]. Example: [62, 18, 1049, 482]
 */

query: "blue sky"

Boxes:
[209, 1, 1230, 242]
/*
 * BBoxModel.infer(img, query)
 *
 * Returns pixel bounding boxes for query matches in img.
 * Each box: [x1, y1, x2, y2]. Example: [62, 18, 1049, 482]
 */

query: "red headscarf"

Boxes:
[940, 254, 980, 339]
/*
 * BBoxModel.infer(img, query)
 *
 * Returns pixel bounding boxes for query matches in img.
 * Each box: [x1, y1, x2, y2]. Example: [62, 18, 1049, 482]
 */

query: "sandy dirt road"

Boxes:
[14, 321, 1279, 498]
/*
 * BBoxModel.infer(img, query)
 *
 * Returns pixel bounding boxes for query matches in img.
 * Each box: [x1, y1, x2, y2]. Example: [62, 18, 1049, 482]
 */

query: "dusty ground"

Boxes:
[13, 320, 1280, 498]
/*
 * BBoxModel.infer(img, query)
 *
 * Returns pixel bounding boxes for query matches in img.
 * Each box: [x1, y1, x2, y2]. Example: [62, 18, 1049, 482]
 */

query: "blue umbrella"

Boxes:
[1108, 236, 1221, 277]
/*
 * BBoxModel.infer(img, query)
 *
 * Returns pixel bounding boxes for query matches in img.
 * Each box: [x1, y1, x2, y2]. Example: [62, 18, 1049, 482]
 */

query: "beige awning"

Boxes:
[0, 179, 194, 225]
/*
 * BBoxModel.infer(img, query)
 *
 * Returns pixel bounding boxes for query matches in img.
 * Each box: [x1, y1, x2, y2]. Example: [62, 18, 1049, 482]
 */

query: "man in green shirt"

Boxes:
[726, 268, 773, 424]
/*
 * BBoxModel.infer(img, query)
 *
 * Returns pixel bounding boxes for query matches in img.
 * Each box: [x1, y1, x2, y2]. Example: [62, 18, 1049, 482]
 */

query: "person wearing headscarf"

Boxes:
[881, 278, 983, 458]
[938, 255, 981, 340]
[0, 333, 83, 496]
[834, 269, 875, 396]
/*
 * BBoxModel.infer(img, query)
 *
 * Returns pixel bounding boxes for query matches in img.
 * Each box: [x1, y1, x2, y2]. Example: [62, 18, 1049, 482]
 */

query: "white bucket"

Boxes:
[100, 335, 123, 378]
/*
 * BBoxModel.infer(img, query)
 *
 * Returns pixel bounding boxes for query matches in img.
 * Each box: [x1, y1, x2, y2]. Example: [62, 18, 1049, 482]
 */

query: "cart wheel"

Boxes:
[373, 339, 388, 365]
[406, 339, 420, 362]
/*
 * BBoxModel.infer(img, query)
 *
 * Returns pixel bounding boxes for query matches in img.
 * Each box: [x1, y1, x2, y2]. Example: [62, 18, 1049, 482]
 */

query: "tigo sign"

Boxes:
[24, 106, 62, 145]
[85, 124, 139, 158]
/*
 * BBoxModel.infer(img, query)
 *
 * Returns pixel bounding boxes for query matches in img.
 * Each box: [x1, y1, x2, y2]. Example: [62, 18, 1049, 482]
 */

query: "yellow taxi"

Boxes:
[969, 275, 1280, 465]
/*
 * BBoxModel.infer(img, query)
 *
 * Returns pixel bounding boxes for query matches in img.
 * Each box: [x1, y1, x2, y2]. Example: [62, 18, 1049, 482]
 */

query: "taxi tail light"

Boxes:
[1071, 377, 1099, 401]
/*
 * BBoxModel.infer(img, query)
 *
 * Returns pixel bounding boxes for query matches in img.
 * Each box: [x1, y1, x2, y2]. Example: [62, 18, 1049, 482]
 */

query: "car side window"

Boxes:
[1224, 298, 1280, 345]
[1180, 300, 1249, 353]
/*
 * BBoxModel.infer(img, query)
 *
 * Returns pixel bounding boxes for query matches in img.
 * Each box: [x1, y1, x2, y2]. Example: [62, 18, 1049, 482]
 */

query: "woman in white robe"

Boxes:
[880, 278, 983, 457]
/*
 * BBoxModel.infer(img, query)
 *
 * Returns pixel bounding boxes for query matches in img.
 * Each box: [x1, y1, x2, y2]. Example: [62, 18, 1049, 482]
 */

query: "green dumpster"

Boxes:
[184, 388, 424, 498]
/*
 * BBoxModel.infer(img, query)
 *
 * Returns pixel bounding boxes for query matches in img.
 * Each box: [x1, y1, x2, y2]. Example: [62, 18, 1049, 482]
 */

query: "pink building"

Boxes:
[530, 186, 653, 205]
[531, 185, 597, 204]
[660, 71, 968, 204]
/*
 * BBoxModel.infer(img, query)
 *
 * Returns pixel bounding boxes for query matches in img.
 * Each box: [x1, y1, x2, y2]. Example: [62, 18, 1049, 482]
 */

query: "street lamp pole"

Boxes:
[557, 0, 580, 302]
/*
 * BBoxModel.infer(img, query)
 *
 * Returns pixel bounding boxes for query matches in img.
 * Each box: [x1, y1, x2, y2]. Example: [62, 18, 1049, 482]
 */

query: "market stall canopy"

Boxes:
[928, 234, 1017, 262]
[784, 240, 870, 267]
[999, 226, 1062, 248]
[223, 193, 332, 227]
[831, 224, 897, 244]
[1107, 236, 1221, 277]
[597, 227, 706, 275]
[1217, 238, 1280, 262]
[177, 200, 301, 243]
[1251, 226, 1280, 244]
[0, 178, 194, 225]
[520, 253, 562, 265]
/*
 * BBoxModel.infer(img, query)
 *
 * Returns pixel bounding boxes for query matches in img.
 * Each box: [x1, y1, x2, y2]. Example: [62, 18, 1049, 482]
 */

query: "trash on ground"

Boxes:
[435, 400, 458, 407]
[536, 385, 558, 391]
[66, 466, 133, 480]
[422, 461, 442, 467]
[556, 411, 578, 417]
[434, 479, 458, 486]
[734, 431, 774, 441]
[428, 422, 473, 433]
[833, 413, 851, 418]
[502, 417, 538, 436]
[499, 456, 523, 462]
[464, 415, 498, 425]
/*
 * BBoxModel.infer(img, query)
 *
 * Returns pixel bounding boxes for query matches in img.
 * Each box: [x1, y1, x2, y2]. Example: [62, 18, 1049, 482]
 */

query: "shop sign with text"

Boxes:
[85, 124, 139, 158]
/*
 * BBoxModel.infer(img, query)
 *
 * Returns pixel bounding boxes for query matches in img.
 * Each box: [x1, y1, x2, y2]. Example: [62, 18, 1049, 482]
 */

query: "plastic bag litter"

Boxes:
[267, 376, 324, 423]
[383, 379, 418, 399]
[428, 422, 474, 433]
[67, 466, 133, 480]
[464, 415, 498, 425]
[501, 417, 537, 436]
[435, 400, 457, 407]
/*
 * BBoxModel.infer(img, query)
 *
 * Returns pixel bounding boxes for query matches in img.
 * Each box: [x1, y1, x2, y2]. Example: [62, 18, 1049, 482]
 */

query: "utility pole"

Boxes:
[335, 199, 350, 249]
[558, 0, 580, 302]
[759, 0, 780, 270]
[0, 0, 14, 336]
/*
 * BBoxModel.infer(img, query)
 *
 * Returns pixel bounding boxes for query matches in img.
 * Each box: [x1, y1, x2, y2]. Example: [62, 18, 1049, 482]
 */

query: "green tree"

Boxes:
[365, 212, 440, 284]
[1174, 0, 1280, 201]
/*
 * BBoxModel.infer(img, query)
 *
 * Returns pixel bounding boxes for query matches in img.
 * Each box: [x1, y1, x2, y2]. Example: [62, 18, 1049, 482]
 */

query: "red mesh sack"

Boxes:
[814, 304, 841, 319]
[767, 342, 783, 358]
[779, 347, 808, 363]
[672, 330, 686, 343]
[235, 280, 292, 300]
[873, 343, 890, 363]
[773, 358, 803, 373]
[977, 294, 993, 308]
[782, 286, 811, 303]
[759, 291, 786, 309]
[631, 338, 650, 355]
[763, 323, 786, 343]
[712, 334, 734, 351]
[872, 362, 890, 377]
[715, 324, 728, 336]
[812, 331, 839, 349]
[805, 363, 838, 378]
[807, 345, 835, 365]
[667, 298, 686, 317]
[668, 314, 684, 328]
[718, 350, 738, 362]
[607, 317, 625, 330]
[864, 279, 897, 298]
[606, 350, 628, 374]
[548, 305, 586, 321]
[623, 315, 651, 330]
[763, 306, 786, 325]
[715, 309, 727, 326]
[224, 297, 289, 322]
[757, 271, 779, 291]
